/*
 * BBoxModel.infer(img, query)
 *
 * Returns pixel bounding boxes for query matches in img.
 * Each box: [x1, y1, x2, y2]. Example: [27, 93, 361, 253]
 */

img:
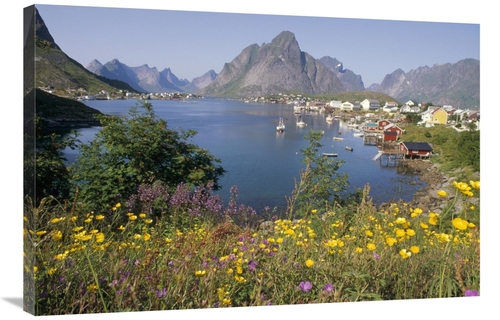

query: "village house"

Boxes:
[377, 119, 404, 141]
[400, 105, 421, 113]
[420, 106, 448, 125]
[360, 99, 381, 111]
[329, 100, 342, 109]
[341, 101, 360, 111]
[399, 142, 433, 159]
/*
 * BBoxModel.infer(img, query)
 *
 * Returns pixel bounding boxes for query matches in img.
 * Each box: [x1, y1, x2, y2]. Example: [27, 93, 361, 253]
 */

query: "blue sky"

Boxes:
[36, 3, 479, 87]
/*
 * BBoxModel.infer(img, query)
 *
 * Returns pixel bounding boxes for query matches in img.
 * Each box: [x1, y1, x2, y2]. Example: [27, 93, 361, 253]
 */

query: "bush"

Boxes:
[70, 100, 225, 211]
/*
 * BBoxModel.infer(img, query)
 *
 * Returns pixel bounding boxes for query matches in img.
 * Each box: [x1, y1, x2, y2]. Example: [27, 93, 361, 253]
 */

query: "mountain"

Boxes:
[31, 7, 138, 95]
[86, 59, 208, 94]
[191, 70, 218, 90]
[376, 59, 480, 108]
[318, 56, 365, 91]
[199, 31, 346, 97]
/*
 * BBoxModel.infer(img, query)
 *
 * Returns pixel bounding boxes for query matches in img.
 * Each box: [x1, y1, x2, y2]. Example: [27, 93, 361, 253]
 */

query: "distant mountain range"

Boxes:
[32, 6, 480, 108]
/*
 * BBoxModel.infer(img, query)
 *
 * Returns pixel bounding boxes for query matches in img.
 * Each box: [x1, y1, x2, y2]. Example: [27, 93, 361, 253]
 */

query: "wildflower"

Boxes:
[248, 260, 258, 271]
[467, 222, 476, 229]
[129, 215, 138, 221]
[411, 207, 423, 218]
[226, 268, 234, 274]
[365, 230, 373, 237]
[410, 246, 420, 254]
[373, 252, 380, 260]
[355, 247, 363, 253]
[399, 249, 412, 259]
[305, 259, 315, 268]
[51, 230, 63, 241]
[395, 228, 406, 238]
[195, 270, 206, 277]
[145, 219, 153, 224]
[50, 217, 61, 224]
[469, 180, 480, 190]
[323, 283, 334, 292]
[47, 268, 57, 275]
[366, 243, 376, 251]
[36, 230, 47, 236]
[156, 288, 167, 298]
[118, 225, 125, 231]
[234, 275, 246, 283]
[395, 217, 407, 225]
[385, 237, 397, 247]
[428, 212, 439, 226]
[406, 229, 416, 237]
[464, 289, 479, 297]
[311, 209, 318, 214]
[142, 233, 151, 241]
[95, 215, 105, 221]
[299, 281, 313, 292]
[86, 284, 98, 293]
[420, 222, 429, 229]
[95, 232, 105, 243]
[452, 217, 468, 231]
[222, 298, 231, 306]
[437, 190, 448, 197]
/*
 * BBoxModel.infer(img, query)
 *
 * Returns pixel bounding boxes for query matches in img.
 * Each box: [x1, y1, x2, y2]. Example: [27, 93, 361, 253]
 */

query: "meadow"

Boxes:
[23, 171, 480, 315]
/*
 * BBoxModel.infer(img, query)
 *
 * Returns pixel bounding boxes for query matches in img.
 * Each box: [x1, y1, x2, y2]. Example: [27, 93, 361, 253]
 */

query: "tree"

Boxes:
[286, 130, 349, 218]
[70, 100, 226, 211]
[24, 116, 79, 206]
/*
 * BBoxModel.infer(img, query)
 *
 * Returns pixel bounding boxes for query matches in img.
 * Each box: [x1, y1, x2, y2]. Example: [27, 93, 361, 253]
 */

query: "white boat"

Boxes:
[296, 115, 307, 127]
[333, 137, 344, 141]
[296, 120, 307, 127]
[353, 132, 364, 137]
[326, 114, 334, 122]
[322, 153, 338, 157]
[276, 117, 285, 132]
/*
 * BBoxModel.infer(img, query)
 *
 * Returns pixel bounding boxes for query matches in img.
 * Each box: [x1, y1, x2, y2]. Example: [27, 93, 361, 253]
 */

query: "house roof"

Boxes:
[401, 142, 433, 151]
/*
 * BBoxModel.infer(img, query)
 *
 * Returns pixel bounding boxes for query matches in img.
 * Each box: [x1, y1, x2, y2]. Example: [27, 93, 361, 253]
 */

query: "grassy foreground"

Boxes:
[23, 178, 480, 315]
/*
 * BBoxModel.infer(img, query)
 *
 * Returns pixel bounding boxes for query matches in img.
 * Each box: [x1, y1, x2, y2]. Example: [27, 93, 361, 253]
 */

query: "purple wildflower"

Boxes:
[156, 288, 167, 298]
[323, 283, 334, 292]
[248, 260, 258, 271]
[299, 281, 313, 292]
[373, 252, 380, 260]
[464, 289, 479, 297]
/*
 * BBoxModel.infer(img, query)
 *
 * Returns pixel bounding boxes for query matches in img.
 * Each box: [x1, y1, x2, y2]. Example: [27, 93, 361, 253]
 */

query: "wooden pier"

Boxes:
[372, 148, 404, 167]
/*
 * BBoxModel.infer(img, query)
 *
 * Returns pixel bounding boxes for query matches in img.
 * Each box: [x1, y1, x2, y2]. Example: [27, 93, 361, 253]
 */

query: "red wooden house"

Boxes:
[399, 142, 433, 158]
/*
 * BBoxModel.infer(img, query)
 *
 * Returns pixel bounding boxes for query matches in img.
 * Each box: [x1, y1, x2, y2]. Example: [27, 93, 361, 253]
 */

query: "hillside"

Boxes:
[31, 7, 138, 97]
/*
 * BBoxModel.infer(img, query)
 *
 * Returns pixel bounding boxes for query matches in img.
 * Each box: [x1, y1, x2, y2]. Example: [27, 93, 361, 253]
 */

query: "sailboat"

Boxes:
[296, 115, 307, 127]
[276, 117, 285, 132]
[326, 114, 334, 123]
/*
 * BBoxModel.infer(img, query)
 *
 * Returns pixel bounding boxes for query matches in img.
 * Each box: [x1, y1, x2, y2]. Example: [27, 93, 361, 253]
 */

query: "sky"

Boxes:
[35, 3, 480, 87]
[1, 1, 498, 320]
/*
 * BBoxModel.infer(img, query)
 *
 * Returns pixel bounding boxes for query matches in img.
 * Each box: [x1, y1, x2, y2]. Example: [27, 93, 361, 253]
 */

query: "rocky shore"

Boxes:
[378, 159, 479, 215]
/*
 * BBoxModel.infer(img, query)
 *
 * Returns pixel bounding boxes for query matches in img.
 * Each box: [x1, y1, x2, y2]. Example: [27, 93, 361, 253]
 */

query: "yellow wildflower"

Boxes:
[385, 237, 397, 247]
[129, 215, 138, 221]
[355, 247, 363, 253]
[437, 190, 448, 197]
[142, 233, 151, 241]
[366, 243, 376, 251]
[86, 284, 98, 293]
[36, 230, 47, 236]
[95, 233, 105, 243]
[469, 180, 480, 190]
[195, 270, 206, 277]
[305, 259, 314, 268]
[410, 246, 420, 254]
[139, 213, 146, 219]
[399, 249, 411, 259]
[406, 229, 416, 237]
[50, 217, 61, 224]
[428, 213, 439, 226]
[95, 215, 105, 221]
[452, 217, 468, 231]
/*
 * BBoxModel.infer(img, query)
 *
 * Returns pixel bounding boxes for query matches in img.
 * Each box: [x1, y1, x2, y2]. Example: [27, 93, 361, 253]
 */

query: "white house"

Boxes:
[329, 100, 342, 109]
[341, 101, 360, 111]
[360, 99, 381, 111]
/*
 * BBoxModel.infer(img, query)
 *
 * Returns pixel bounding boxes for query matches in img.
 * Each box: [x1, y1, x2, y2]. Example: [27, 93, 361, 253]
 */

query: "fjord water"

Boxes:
[64, 97, 424, 211]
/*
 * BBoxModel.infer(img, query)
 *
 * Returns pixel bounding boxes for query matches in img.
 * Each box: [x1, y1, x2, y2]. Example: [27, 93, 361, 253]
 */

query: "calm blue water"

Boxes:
[64, 97, 424, 211]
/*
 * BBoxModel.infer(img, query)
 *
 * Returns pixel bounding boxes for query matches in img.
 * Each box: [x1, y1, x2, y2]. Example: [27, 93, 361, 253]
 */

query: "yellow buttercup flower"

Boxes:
[366, 243, 376, 251]
[195, 270, 206, 277]
[385, 237, 397, 247]
[452, 217, 468, 231]
[437, 190, 448, 197]
[129, 215, 138, 221]
[428, 213, 439, 226]
[95, 215, 105, 221]
[305, 259, 314, 268]
[95, 232, 105, 243]
[410, 246, 420, 254]
[399, 249, 411, 259]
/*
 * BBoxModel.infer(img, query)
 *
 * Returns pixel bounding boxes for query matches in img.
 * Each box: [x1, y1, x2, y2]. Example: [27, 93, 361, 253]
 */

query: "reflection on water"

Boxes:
[62, 98, 424, 211]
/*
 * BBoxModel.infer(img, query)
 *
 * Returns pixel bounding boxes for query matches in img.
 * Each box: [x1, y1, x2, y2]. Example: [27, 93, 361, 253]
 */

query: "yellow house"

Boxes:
[422, 106, 448, 125]
[431, 107, 448, 124]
